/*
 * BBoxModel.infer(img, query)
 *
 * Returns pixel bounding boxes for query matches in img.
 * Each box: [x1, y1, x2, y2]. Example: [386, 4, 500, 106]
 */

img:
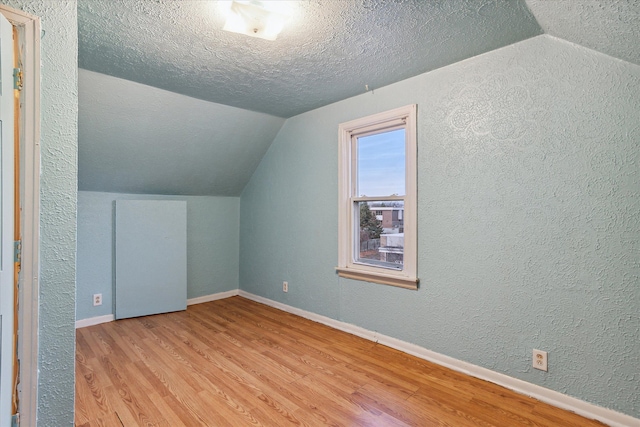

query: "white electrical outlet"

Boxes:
[93, 293, 102, 306]
[533, 349, 548, 371]
[283, 281, 288, 292]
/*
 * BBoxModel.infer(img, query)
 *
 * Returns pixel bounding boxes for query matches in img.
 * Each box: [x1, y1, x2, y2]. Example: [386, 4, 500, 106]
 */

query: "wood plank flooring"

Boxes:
[75, 296, 606, 426]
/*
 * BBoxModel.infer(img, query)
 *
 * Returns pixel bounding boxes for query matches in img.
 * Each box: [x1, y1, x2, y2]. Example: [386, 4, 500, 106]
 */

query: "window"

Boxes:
[337, 105, 418, 289]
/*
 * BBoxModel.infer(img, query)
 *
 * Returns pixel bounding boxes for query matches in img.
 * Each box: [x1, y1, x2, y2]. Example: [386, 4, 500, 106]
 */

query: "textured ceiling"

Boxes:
[525, 0, 640, 66]
[77, 0, 640, 196]
[78, 0, 542, 118]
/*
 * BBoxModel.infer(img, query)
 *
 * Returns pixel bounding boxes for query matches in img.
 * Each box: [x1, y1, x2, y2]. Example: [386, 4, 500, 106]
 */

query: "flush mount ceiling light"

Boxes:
[221, 0, 290, 41]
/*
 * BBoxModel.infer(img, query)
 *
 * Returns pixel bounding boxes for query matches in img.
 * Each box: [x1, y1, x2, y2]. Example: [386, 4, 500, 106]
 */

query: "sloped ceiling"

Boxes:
[526, 0, 640, 66]
[77, 0, 640, 196]
[78, 70, 284, 196]
[78, 0, 542, 119]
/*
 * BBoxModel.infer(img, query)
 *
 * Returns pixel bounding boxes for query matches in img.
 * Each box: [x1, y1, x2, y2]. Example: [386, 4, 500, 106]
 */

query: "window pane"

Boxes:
[357, 129, 405, 197]
[356, 201, 404, 270]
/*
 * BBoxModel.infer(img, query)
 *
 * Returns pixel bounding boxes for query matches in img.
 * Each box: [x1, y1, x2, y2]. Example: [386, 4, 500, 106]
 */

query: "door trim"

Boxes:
[0, 6, 41, 426]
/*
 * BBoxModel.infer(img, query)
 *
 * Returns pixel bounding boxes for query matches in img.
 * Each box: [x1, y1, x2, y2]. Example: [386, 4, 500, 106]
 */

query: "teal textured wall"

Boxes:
[77, 191, 239, 321]
[240, 35, 640, 418]
[1, 1, 78, 425]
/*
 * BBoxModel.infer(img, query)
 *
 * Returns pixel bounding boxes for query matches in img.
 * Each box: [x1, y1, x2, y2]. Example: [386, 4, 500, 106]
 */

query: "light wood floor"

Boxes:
[75, 296, 606, 426]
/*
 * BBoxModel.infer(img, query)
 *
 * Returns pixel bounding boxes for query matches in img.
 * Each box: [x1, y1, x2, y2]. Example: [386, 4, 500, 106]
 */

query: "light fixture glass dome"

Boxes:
[221, 0, 290, 41]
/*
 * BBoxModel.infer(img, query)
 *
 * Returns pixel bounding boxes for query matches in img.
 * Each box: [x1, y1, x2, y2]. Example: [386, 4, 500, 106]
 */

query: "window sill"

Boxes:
[336, 267, 419, 290]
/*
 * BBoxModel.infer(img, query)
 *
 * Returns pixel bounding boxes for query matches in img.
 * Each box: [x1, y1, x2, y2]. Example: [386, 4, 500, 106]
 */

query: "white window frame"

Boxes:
[337, 104, 418, 289]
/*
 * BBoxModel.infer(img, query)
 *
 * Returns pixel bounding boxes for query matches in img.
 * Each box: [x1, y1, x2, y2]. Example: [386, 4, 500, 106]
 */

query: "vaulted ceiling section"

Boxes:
[77, 0, 640, 196]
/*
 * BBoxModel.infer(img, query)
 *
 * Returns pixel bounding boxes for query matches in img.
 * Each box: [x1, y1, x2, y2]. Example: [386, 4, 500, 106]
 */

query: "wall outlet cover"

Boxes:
[533, 349, 548, 372]
[93, 293, 103, 306]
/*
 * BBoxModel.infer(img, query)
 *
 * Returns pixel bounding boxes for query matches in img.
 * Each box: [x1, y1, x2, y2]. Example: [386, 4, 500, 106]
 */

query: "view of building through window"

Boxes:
[358, 201, 404, 267]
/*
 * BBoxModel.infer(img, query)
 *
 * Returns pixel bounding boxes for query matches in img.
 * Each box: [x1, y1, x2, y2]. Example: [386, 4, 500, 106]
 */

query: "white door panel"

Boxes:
[115, 200, 187, 320]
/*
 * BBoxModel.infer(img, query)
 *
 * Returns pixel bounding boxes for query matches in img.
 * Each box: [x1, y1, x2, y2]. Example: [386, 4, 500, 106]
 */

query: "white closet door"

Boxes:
[115, 200, 187, 320]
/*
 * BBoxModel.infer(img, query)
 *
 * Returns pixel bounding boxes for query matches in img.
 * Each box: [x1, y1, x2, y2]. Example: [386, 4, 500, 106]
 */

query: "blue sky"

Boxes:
[357, 128, 405, 197]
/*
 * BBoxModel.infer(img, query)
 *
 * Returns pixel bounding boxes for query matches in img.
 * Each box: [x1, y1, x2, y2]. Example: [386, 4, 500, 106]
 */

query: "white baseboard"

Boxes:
[75, 290, 240, 329]
[238, 290, 639, 427]
[187, 289, 239, 306]
[75, 314, 114, 329]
